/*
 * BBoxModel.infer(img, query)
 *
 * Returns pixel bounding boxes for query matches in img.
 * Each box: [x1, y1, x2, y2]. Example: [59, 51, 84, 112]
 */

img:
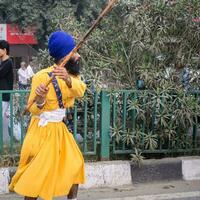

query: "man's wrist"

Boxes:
[35, 98, 46, 109]
[36, 100, 46, 109]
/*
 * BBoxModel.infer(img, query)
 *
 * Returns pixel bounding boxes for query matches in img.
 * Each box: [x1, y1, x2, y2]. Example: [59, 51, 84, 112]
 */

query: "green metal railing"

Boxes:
[0, 90, 30, 154]
[109, 90, 200, 156]
[0, 90, 199, 160]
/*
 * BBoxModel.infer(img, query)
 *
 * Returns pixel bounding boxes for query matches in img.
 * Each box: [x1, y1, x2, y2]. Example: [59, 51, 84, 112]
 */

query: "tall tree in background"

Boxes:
[0, 0, 105, 48]
[70, 0, 106, 21]
[0, 0, 75, 48]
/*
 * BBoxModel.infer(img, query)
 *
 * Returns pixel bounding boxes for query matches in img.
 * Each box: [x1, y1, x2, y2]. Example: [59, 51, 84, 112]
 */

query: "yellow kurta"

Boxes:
[9, 66, 86, 200]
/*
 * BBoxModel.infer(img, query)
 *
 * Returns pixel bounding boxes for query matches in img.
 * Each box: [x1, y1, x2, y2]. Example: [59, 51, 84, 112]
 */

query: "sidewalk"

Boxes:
[1, 180, 200, 200]
[1, 157, 200, 199]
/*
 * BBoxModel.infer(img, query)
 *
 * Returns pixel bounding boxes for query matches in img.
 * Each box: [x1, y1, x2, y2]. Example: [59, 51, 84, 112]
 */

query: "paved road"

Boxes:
[174, 199, 200, 200]
[1, 180, 200, 200]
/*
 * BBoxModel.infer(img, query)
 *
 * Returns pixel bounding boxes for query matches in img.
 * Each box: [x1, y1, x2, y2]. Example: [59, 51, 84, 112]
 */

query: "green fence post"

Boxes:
[93, 91, 98, 154]
[73, 105, 78, 140]
[83, 93, 88, 154]
[100, 91, 110, 160]
[9, 93, 14, 153]
[0, 93, 3, 154]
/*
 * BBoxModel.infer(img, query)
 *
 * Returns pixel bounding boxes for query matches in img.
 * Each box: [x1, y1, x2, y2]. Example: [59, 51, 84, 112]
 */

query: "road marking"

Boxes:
[101, 191, 200, 200]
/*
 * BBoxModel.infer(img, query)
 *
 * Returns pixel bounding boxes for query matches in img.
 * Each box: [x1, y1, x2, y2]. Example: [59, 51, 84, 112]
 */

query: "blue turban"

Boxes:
[48, 31, 76, 61]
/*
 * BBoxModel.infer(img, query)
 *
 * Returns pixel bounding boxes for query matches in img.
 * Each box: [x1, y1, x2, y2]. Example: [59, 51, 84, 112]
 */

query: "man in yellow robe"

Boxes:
[9, 31, 86, 200]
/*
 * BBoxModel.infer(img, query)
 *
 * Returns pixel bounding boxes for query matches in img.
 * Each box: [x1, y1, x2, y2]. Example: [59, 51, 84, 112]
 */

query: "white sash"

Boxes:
[37, 108, 66, 127]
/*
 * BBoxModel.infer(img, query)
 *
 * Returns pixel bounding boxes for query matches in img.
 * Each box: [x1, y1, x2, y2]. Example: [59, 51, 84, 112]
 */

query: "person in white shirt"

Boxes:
[18, 61, 34, 90]
[27, 60, 35, 78]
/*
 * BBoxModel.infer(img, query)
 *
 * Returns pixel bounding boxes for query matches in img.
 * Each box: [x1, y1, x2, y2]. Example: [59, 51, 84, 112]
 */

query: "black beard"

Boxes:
[64, 58, 80, 76]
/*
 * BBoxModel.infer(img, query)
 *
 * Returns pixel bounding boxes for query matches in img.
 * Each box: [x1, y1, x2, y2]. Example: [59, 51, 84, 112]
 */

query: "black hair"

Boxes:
[64, 58, 80, 76]
[0, 40, 10, 55]
[55, 57, 80, 76]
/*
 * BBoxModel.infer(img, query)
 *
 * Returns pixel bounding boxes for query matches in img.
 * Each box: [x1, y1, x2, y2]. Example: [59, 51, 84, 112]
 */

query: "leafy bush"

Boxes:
[21, 0, 200, 163]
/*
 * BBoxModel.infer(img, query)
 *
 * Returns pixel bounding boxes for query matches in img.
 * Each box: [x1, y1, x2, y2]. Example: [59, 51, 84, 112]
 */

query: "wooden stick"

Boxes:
[22, 0, 117, 115]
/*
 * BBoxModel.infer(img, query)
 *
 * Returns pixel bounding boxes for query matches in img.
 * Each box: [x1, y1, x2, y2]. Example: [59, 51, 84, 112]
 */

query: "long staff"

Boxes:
[23, 0, 117, 115]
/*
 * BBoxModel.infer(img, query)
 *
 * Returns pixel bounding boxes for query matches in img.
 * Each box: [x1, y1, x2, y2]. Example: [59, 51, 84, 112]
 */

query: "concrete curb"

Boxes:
[82, 161, 132, 189]
[131, 157, 182, 183]
[0, 161, 132, 193]
[182, 157, 200, 181]
[0, 168, 9, 194]
[1, 157, 200, 194]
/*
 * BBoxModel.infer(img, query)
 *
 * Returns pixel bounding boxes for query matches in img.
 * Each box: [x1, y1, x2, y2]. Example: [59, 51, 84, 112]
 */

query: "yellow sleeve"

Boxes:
[27, 75, 45, 115]
[67, 76, 86, 98]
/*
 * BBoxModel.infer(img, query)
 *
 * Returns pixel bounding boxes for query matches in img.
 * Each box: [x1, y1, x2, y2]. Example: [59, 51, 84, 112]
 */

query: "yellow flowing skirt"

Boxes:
[9, 117, 85, 200]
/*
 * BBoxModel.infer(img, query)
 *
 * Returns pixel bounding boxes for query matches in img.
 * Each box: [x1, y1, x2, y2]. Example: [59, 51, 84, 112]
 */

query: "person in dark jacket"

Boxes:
[0, 40, 14, 143]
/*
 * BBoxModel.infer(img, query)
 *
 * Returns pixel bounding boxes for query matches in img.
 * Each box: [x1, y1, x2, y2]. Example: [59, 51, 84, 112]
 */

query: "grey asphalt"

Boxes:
[173, 199, 200, 200]
[0, 180, 200, 200]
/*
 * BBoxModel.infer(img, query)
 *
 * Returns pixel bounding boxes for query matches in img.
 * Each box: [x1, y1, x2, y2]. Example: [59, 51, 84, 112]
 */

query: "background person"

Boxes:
[18, 61, 33, 90]
[27, 60, 35, 79]
[0, 40, 14, 144]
